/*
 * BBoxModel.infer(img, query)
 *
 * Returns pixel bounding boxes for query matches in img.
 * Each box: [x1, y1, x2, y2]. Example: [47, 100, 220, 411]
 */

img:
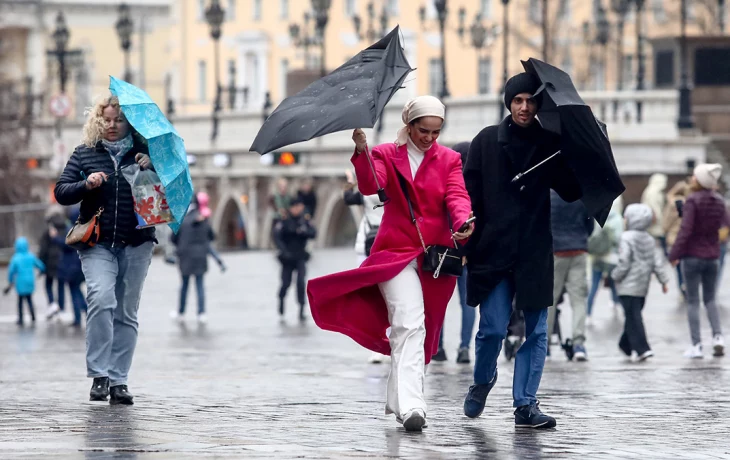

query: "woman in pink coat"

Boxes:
[307, 96, 473, 431]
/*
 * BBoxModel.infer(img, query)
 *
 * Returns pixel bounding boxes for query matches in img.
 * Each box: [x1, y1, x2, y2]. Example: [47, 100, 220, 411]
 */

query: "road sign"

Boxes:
[49, 94, 72, 118]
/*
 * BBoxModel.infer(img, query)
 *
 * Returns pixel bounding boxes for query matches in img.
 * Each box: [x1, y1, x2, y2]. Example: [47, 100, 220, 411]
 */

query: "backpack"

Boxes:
[364, 216, 379, 256]
[587, 225, 615, 257]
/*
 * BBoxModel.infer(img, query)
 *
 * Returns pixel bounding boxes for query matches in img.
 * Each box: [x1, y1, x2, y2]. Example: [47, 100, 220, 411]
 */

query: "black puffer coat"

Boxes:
[172, 209, 214, 277]
[54, 138, 155, 248]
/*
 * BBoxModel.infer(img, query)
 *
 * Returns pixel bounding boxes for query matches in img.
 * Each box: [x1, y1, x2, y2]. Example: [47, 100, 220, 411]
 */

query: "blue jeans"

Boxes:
[587, 267, 619, 316]
[67, 280, 87, 325]
[473, 278, 548, 408]
[438, 266, 476, 350]
[180, 274, 205, 314]
[79, 242, 153, 387]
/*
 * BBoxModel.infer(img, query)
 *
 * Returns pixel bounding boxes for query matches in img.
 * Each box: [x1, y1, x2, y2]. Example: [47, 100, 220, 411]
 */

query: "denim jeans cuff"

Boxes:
[87, 373, 108, 379]
[109, 380, 127, 387]
[513, 398, 536, 408]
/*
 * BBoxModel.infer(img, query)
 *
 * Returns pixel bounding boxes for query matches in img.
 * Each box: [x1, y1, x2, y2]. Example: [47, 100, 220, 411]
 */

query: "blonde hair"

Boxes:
[81, 94, 122, 147]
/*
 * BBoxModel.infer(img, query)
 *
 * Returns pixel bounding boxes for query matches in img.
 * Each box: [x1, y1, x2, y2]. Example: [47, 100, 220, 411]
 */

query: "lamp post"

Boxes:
[678, 0, 694, 129]
[420, 0, 451, 99]
[499, 0, 510, 120]
[205, 0, 225, 142]
[289, 13, 315, 69]
[610, 0, 629, 122]
[634, 0, 646, 122]
[353, 1, 390, 142]
[115, 3, 134, 83]
[47, 12, 82, 94]
[312, 0, 331, 77]
[262, 91, 272, 123]
[458, 8, 499, 93]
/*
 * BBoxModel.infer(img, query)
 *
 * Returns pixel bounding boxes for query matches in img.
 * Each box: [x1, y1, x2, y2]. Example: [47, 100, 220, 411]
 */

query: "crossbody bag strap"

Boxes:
[397, 175, 428, 254]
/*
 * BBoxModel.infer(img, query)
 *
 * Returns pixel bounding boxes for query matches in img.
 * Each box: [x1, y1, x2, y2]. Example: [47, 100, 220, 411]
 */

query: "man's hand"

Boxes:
[671, 259, 680, 267]
[453, 212, 475, 241]
[662, 284, 669, 294]
[135, 153, 152, 170]
[352, 128, 367, 153]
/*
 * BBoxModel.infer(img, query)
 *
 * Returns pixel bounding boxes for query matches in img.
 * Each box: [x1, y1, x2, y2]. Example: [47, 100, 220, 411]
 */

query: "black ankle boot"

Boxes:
[109, 385, 134, 405]
[90, 377, 110, 401]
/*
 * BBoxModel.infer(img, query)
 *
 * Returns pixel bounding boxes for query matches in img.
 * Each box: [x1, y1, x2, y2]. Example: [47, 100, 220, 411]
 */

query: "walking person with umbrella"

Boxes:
[462, 61, 624, 428]
[307, 96, 474, 431]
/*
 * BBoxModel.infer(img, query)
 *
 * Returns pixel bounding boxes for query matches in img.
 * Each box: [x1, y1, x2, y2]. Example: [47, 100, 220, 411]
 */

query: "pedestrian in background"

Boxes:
[171, 193, 216, 325]
[308, 96, 473, 432]
[55, 94, 156, 405]
[197, 192, 226, 272]
[641, 173, 668, 253]
[611, 204, 670, 362]
[662, 180, 690, 302]
[548, 190, 594, 361]
[669, 164, 729, 359]
[586, 196, 623, 325]
[462, 73, 581, 429]
[274, 197, 316, 321]
[7, 237, 45, 326]
[434, 141, 474, 365]
[57, 208, 88, 327]
[297, 178, 318, 220]
[38, 209, 68, 320]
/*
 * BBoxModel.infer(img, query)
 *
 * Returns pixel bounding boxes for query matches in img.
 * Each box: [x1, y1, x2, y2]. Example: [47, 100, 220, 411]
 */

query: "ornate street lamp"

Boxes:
[51, 12, 70, 93]
[419, 0, 451, 99]
[678, 0, 694, 129]
[115, 3, 134, 83]
[311, 0, 332, 78]
[353, 1, 390, 43]
[262, 91, 273, 123]
[610, 0, 630, 121]
[289, 13, 316, 69]
[205, 0, 225, 142]
[633, 0, 646, 122]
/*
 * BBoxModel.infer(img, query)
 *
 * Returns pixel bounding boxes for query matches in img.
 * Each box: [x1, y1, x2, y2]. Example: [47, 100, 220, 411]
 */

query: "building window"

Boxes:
[590, 56, 606, 90]
[227, 0, 236, 20]
[387, 0, 399, 16]
[651, 0, 665, 22]
[280, 0, 289, 19]
[529, 0, 541, 23]
[198, 60, 207, 102]
[280, 58, 289, 100]
[345, 0, 356, 17]
[478, 57, 491, 94]
[198, 0, 205, 20]
[559, 0, 571, 21]
[253, 0, 262, 21]
[622, 54, 634, 88]
[245, 52, 260, 100]
[429, 58, 443, 96]
[480, 0, 492, 19]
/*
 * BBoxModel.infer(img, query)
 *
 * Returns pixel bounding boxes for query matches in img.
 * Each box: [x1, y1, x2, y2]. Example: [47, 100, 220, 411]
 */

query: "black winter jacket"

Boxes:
[273, 215, 316, 263]
[464, 117, 582, 311]
[54, 139, 156, 248]
[550, 190, 594, 253]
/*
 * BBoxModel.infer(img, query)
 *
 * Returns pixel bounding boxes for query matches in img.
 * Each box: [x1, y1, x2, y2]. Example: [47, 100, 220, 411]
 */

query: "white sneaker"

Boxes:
[46, 303, 60, 320]
[197, 314, 208, 325]
[637, 350, 654, 362]
[683, 344, 704, 359]
[712, 335, 725, 357]
[169, 310, 184, 323]
[368, 352, 387, 364]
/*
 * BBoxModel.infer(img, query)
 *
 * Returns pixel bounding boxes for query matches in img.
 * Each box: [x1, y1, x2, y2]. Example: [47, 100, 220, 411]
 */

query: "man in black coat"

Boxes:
[274, 197, 317, 321]
[462, 72, 582, 429]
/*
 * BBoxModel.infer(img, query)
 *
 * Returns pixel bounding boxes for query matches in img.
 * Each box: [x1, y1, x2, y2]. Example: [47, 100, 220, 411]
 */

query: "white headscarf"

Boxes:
[395, 95, 446, 146]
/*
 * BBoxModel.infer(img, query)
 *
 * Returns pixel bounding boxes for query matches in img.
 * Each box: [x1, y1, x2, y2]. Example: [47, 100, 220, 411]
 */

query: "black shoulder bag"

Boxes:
[397, 175, 463, 278]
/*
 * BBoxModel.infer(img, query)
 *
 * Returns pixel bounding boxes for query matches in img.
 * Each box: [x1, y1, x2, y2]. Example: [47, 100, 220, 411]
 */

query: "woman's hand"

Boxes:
[352, 128, 367, 153]
[85, 172, 108, 190]
[453, 211, 475, 241]
[135, 153, 152, 170]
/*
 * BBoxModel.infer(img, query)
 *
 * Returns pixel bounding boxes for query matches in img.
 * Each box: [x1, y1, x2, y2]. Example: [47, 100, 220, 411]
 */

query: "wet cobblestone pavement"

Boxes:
[1, 249, 729, 459]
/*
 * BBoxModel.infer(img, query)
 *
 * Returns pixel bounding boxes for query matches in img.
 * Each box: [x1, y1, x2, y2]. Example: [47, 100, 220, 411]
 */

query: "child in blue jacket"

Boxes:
[8, 237, 46, 325]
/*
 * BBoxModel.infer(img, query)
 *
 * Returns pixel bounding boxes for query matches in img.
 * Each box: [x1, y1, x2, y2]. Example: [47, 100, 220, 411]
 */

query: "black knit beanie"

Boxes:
[504, 72, 542, 111]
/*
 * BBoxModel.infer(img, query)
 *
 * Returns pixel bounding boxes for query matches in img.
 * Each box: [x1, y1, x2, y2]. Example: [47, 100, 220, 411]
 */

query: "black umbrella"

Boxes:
[250, 26, 413, 204]
[513, 58, 625, 226]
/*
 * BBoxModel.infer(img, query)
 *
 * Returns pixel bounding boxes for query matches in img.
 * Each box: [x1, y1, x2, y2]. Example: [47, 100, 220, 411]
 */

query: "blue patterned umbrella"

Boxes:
[109, 76, 193, 233]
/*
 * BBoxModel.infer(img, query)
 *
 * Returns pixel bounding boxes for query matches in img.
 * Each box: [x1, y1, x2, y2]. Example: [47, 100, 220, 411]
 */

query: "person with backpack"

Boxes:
[586, 196, 624, 325]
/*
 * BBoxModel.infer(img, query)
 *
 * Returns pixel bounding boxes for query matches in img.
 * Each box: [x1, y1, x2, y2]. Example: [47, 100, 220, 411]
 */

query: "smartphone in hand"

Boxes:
[458, 216, 476, 233]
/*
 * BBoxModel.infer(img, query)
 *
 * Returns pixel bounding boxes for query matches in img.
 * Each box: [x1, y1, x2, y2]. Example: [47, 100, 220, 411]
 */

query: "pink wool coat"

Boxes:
[307, 141, 472, 363]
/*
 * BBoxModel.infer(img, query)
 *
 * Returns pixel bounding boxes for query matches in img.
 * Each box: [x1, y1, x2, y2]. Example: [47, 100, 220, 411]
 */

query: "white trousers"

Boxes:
[378, 260, 427, 418]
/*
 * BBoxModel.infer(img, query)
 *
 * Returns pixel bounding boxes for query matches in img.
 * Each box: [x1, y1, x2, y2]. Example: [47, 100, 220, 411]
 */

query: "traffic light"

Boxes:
[273, 151, 300, 166]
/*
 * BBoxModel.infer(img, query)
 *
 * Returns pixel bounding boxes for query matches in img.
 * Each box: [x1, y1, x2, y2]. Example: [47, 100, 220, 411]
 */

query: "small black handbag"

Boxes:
[398, 176, 463, 279]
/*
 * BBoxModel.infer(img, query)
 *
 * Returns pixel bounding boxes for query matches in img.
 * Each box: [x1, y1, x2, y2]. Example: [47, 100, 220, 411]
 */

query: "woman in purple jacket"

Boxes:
[669, 164, 729, 359]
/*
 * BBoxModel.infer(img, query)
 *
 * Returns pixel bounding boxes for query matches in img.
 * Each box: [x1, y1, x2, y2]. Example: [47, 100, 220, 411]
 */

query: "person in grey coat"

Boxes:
[612, 204, 670, 362]
[171, 201, 215, 324]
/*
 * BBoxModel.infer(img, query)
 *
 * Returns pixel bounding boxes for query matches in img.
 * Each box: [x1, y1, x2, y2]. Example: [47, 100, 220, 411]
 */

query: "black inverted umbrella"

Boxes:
[515, 58, 625, 226]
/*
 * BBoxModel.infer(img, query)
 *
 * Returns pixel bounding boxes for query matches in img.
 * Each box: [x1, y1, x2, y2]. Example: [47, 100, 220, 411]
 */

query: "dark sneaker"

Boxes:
[432, 348, 448, 362]
[109, 385, 134, 406]
[402, 410, 427, 432]
[463, 369, 498, 418]
[299, 305, 307, 322]
[573, 344, 588, 362]
[89, 377, 110, 401]
[514, 402, 556, 429]
[456, 347, 470, 364]
[278, 299, 284, 316]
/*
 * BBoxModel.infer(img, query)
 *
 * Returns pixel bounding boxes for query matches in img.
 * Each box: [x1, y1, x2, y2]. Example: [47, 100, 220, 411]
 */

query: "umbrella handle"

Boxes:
[511, 150, 561, 183]
[363, 144, 389, 208]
